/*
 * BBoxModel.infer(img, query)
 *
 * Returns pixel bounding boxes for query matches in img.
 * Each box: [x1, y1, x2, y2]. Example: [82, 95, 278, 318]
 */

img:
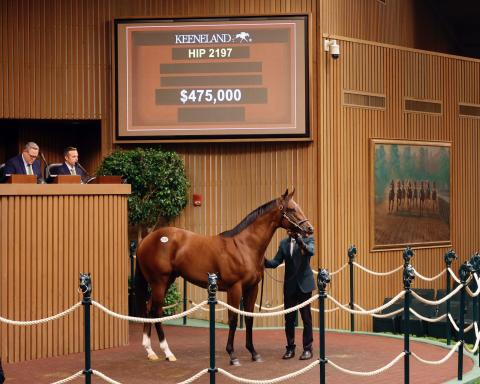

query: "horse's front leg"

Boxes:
[243, 284, 263, 362]
[226, 284, 241, 366]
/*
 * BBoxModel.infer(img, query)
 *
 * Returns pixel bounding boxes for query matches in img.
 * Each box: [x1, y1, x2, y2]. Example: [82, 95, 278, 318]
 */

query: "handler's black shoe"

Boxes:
[282, 349, 295, 359]
[299, 350, 312, 360]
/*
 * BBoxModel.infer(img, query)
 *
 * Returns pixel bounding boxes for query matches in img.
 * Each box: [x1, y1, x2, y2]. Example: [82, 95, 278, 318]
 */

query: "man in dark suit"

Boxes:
[56, 146, 88, 183]
[4, 142, 44, 183]
[265, 231, 315, 360]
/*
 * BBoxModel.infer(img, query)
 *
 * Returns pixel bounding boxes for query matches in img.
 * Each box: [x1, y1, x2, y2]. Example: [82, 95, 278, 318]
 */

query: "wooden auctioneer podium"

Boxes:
[0, 175, 131, 362]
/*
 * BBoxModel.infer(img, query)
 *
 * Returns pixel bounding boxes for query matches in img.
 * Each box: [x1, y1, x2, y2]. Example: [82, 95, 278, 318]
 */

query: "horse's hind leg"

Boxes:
[243, 285, 262, 362]
[150, 279, 177, 361]
[142, 307, 158, 361]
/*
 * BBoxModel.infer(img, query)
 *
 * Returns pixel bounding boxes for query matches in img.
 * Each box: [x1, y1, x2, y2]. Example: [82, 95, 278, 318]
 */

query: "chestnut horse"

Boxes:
[135, 189, 313, 365]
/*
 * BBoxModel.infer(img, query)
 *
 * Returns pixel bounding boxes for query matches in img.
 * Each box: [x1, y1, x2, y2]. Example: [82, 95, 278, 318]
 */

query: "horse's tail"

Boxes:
[134, 259, 149, 317]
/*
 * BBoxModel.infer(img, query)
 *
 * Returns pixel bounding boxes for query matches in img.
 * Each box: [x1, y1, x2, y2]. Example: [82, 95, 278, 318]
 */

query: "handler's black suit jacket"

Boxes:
[265, 235, 315, 294]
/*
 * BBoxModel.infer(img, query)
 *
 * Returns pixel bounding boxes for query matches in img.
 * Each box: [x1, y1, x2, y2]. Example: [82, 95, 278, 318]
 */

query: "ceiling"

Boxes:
[428, 0, 480, 58]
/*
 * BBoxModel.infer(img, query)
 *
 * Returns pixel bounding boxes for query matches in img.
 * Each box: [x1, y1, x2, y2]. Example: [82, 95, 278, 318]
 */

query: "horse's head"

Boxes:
[278, 189, 314, 237]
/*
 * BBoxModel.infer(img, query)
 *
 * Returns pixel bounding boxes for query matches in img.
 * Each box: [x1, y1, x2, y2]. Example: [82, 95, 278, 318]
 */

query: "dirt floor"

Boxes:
[374, 200, 450, 246]
[2, 323, 475, 384]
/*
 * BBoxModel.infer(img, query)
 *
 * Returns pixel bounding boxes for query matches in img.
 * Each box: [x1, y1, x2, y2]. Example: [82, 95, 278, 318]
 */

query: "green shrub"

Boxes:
[97, 147, 189, 231]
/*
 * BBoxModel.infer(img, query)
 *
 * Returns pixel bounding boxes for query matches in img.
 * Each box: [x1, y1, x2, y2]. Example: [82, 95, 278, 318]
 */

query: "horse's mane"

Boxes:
[220, 199, 278, 237]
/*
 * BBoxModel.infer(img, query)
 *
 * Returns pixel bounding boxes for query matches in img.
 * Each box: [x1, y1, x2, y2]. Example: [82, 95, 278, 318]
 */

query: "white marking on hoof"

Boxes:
[148, 353, 159, 361]
[143, 332, 157, 360]
[160, 339, 176, 361]
[160, 236, 169, 243]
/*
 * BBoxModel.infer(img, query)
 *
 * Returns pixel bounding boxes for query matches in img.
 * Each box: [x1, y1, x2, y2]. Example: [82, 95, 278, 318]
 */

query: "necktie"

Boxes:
[70, 167, 76, 175]
[290, 238, 295, 256]
[26, 164, 33, 175]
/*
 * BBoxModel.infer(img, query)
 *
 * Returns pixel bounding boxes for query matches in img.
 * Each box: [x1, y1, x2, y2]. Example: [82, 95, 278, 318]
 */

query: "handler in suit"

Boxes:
[4, 142, 44, 183]
[264, 231, 315, 360]
[56, 146, 88, 183]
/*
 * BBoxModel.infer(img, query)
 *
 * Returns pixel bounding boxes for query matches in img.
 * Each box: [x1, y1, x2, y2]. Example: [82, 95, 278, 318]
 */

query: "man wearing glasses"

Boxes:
[4, 142, 44, 183]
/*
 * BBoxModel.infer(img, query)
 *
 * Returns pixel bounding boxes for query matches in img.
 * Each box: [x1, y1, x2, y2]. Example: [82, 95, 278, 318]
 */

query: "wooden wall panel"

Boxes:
[318, 37, 480, 331]
[0, 185, 130, 362]
[321, 0, 451, 52]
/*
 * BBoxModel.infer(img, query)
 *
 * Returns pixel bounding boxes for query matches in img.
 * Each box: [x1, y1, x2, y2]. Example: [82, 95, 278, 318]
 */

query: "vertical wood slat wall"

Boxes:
[0, 187, 129, 363]
[1, 0, 480, 335]
[318, 38, 480, 332]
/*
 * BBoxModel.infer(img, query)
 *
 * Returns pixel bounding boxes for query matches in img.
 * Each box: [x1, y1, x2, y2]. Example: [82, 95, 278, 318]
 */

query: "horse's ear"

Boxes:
[282, 189, 289, 199]
[288, 188, 296, 199]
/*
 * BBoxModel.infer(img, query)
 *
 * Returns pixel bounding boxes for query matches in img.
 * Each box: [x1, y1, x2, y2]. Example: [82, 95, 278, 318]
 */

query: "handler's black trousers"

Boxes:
[284, 288, 313, 352]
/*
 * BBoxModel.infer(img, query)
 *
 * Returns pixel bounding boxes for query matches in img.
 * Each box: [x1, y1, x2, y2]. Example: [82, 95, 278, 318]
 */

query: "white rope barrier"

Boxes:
[352, 262, 403, 276]
[328, 352, 405, 376]
[92, 370, 122, 384]
[92, 368, 209, 384]
[255, 303, 284, 311]
[91, 300, 208, 323]
[447, 314, 474, 333]
[353, 303, 403, 318]
[409, 308, 447, 323]
[50, 370, 84, 384]
[311, 306, 341, 313]
[448, 268, 462, 284]
[411, 342, 461, 365]
[162, 302, 181, 310]
[176, 368, 209, 384]
[327, 290, 406, 315]
[412, 268, 445, 282]
[410, 284, 462, 306]
[464, 323, 480, 354]
[190, 300, 226, 312]
[217, 295, 319, 318]
[329, 263, 348, 276]
[448, 313, 459, 332]
[0, 301, 82, 326]
[217, 360, 319, 384]
[466, 274, 480, 297]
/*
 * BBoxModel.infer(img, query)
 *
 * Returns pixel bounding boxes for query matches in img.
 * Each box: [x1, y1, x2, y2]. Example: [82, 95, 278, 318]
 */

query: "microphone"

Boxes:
[76, 162, 89, 175]
[40, 152, 49, 167]
[76, 162, 93, 184]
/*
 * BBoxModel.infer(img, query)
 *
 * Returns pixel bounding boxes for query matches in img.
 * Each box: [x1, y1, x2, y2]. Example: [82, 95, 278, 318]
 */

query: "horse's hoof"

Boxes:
[230, 358, 241, 366]
[147, 353, 159, 361]
[252, 354, 263, 363]
[166, 355, 177, 362]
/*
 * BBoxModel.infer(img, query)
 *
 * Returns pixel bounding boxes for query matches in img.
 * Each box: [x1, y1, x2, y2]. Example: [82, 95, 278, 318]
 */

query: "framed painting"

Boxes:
[370, 139, 451, 250]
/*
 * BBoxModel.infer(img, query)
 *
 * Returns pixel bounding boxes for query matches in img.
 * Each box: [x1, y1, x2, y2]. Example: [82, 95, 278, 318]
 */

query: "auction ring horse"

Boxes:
[135, 189, 313, 365]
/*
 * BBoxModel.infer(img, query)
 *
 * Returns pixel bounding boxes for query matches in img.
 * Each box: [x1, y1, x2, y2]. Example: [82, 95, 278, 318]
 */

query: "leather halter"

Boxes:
[279, 204, 309, 233]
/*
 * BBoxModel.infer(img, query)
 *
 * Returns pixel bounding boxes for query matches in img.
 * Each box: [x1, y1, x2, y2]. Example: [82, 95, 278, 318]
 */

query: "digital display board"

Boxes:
[114, 16, 310, 142]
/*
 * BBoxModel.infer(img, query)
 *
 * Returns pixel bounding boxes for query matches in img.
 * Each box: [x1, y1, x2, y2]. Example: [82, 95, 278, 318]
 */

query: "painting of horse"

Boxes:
[135, 189, 313, 365]
[371, 139, 451, 250]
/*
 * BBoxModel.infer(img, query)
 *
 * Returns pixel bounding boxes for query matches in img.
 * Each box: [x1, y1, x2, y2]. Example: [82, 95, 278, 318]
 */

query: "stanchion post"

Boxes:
[444, 250, 456, 345]
[183, 279, 187, 326]
[80, 273, 92, 384]
[458, 261, 473, 381]
[348, 245, 357, 332]
[317, 268, 331, 384]
[208, 273, 218, 384]
[129, 240, 137, 316]
[402, 247, 415, 384]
